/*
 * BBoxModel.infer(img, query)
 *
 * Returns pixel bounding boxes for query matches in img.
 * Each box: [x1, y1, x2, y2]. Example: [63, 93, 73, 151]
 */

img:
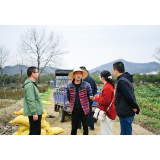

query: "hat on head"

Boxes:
[68, 67, 88, 80]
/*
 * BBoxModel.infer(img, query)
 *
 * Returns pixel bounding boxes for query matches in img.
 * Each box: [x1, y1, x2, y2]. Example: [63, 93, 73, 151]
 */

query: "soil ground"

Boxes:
[0, 89, 158, 135]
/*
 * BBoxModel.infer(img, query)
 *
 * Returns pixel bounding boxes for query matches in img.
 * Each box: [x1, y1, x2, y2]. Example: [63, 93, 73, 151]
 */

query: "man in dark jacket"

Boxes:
[78, 66, 97, 130]
[112, 61, 140, 135]
[67, 67, 93, 135]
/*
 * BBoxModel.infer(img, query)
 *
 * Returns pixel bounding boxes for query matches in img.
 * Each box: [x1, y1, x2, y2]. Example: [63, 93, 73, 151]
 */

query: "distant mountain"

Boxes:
[89, 59, 160, 74]
[2, 65, 59, 76]
[2, 59, 160, 76]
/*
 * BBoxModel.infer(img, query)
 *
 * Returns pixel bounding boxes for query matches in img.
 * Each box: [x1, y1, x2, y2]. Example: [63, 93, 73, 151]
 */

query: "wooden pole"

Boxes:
[0, 124, 14, 135]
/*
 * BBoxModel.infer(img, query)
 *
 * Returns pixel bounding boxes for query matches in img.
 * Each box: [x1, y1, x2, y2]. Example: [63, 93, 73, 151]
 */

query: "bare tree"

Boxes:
[17, 26, 68, 83]
[153, 47, 160, 69]
[14, 52, 28, 84]
[0, 44, 11, 75]
[17, 54, 26, 84]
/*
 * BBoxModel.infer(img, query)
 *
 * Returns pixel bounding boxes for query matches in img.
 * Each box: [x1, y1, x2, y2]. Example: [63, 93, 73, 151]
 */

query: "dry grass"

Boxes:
[0, 100, 17, 109]
[38, 84, 49, 93]
[0, 99, 23, 124]
[0, 90, 24, 100]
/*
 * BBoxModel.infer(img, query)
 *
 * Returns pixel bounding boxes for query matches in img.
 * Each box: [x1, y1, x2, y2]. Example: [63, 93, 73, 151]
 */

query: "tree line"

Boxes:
[0, 72, 160, 88]
[90, 73, 160, 86]
[0, 73, 55, 86]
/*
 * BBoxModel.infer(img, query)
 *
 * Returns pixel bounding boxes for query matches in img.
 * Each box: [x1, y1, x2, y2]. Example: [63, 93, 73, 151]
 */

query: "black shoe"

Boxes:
[89, 127, 94, 131]
[48, 115, 55, 118]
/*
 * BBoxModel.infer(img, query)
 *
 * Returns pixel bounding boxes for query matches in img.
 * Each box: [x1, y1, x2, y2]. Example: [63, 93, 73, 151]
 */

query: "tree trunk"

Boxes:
[0, 67, 2, 76]
[37, 56, 40, 84]
[38, 74, 40, 84]
[20, 69, 22, 84]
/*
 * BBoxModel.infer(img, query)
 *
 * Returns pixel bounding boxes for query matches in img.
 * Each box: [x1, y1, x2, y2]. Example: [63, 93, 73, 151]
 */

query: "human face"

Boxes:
[112, 67, 117, 77]
[73, 71, 83, 81]
[32, 69, 39, 79]
[99, 75, 105, 84]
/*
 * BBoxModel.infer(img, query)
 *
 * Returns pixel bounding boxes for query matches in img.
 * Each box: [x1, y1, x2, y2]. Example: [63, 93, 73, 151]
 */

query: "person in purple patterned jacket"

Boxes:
[67, 67, 93, 135]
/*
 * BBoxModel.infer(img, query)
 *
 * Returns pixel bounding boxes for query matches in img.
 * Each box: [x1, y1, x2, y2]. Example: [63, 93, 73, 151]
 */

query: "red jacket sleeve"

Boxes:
[95, 87, 113, 106]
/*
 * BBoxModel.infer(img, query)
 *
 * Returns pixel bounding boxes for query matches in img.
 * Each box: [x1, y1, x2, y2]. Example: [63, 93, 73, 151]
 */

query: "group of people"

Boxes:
[67, 61, 140, 135]
[23, 61, 140, 135]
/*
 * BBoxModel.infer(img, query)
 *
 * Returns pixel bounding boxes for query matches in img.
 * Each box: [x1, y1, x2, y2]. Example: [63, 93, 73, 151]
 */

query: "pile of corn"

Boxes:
[10, 109, 65, 135]
[42, 101, 52, 105]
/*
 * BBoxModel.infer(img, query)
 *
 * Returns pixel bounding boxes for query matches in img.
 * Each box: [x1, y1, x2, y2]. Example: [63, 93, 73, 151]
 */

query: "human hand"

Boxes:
[133, 108, 141, 115]
[33, 114, 38, 121]
[95, 94, 99, 97]
[133, 108, 137, 113]
[90, 96, 95, 101]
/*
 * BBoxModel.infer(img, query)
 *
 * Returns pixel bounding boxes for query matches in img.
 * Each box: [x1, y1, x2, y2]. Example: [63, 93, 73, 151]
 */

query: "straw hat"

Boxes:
[68, 67, 88, 80]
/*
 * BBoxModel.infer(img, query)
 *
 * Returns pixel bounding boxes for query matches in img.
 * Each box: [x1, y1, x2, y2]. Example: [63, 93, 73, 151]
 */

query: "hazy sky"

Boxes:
[0, 25, 160, 70]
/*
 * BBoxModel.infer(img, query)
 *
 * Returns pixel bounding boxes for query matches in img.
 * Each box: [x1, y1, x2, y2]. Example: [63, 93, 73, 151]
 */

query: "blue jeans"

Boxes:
[119, 116, 134, 135]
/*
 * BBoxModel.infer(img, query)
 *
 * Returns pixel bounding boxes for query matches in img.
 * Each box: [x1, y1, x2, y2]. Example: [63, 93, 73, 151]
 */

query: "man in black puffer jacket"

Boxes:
[112, 61, 140, 135]
[78, 66, 97, 130]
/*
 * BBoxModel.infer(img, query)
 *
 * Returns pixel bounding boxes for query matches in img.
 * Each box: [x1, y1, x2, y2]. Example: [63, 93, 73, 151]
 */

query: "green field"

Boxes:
[97, 84, 160, 130]
[134, 86, 160, 130]
[40, 88, 52, 101]
[40, 88, 53, 109]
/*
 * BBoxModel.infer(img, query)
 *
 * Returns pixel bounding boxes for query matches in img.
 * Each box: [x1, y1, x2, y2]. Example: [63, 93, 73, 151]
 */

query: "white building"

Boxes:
[146, 71, 159, 75]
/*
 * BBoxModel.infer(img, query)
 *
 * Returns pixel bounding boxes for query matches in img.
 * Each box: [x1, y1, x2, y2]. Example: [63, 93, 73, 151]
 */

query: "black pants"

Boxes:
[28, 115, 42, 135]
[71, 108, 89, 135]
[78, 101, 94, 130]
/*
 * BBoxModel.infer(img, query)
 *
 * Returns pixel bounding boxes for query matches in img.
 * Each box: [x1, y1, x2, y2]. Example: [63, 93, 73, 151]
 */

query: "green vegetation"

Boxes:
[0, 85, 48, 100]
[0, 73, 55, 85]
[134, 86, 160, 130]
[0, 84, 49, 110]
[40, 88, 53, 110]
[40, 88, 52, 101]
[38, 85, 49, 93]
[90, 73, 160, 87]
[134, 87, 160, 121]
[133, 73, 160, 87]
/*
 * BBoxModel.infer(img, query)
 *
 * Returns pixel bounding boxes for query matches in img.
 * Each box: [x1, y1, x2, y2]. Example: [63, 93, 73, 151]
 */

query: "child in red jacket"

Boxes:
[94, 70, 117, 135]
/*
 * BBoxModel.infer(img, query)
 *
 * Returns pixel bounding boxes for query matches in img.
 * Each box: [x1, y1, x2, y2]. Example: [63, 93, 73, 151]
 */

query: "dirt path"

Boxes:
[44, 89, 155, 135]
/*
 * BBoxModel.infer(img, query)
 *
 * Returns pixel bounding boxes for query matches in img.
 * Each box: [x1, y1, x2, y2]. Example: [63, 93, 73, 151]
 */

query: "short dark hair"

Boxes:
[80, 66, 89, 73]
[113, 61, 125, 73]
[80, 66, 87, 71]
[27, 66, 37, 77]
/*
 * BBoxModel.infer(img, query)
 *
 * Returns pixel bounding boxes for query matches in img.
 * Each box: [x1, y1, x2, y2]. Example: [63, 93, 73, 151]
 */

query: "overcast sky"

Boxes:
[0, 25, 160, 70]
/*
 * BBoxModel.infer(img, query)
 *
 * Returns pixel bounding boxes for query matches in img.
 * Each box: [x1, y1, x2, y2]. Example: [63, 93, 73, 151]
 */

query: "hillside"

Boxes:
[2, 65, 58, 76]
[89, 59, 159, 74]
[1, 59, 160, 75]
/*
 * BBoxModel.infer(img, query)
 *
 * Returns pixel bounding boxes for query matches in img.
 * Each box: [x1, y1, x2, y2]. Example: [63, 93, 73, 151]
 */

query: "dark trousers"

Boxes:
[28, 115, 42, 135]
[71, 108, 89, 135]
[78, 102, 94, 130]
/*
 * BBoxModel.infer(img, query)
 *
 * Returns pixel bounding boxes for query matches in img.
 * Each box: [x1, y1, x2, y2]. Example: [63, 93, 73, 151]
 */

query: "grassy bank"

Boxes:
[40, 88, 52, 101]
[40, 88, 53, 110]
[0, 85, 49, 110]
